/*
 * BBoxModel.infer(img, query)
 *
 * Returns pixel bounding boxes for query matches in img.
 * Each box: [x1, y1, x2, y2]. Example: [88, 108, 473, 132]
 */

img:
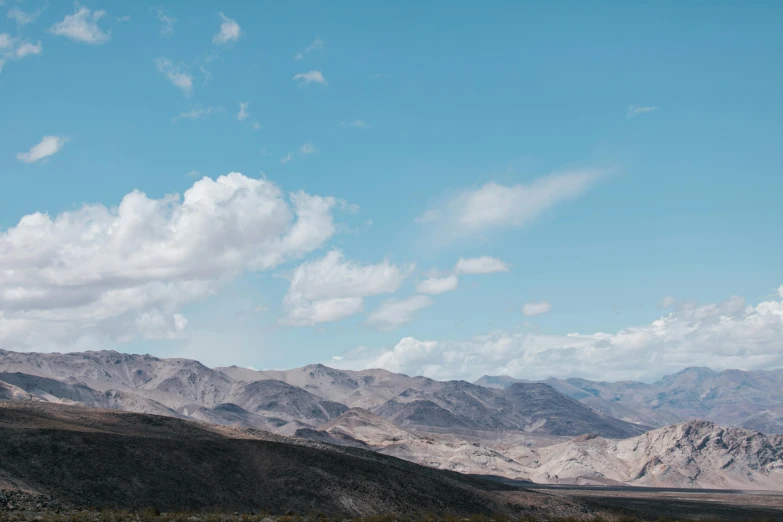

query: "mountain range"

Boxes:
[1, 348, 783, 492]
[476, 366, 783, 433]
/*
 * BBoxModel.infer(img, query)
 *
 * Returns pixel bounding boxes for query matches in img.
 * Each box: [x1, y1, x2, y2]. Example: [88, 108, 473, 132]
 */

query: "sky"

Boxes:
[1, 1, 782, 382]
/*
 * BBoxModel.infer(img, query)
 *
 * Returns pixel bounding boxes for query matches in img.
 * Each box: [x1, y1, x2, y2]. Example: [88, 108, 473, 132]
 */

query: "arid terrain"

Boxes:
[2, 349, 783, 492]
[2, 349, 783, 520]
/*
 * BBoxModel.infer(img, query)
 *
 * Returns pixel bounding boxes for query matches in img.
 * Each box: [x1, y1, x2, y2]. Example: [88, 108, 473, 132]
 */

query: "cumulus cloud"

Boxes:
[332, 291, 783, 382]
[627, 105, 658, 117]
[154, 8, 176, 37]
[213, 12, 240, 44]
[50, 5, 110, 44]
[419, 171, 601, 239]
[294, 70, 327, 86]
[368, 296, 432, 330]
[0, 173, 345, 351]
[294, 37, 324, 60]
[416, 275, 458, 295]
[16, 136, 67, 164]
[156, 57, 193, 95]
[281, 250, 413, 326]
[522, 301, 551, 317]
[0, 33, 42, 72]
[778, 285, 783, 299]
[454, 256, 509, 275]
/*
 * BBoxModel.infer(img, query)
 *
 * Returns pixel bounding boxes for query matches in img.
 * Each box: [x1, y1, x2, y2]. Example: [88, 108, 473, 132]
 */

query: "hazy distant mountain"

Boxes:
[476, 366, 783, 433]
[374, 380, 647, 438]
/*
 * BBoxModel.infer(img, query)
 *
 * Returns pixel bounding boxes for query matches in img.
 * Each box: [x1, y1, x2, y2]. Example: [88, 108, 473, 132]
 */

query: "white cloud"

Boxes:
[300, 143, 316, 155]
[237, 102, 249, 121]
[155, 8, 176, 37]
[156, 57, 193, 95]
[333, 290, 783, 382]
[186, 170, 201, 178]
[522, 301, 551, 317]
[252, 121, 261, 130]
[454, 256, 509, 275]
[368, 296, 432, 330]
[8, 7, 41, 26]
[50, 5, 110, 45]
[627, 105, 658, 117]
[342, 119, 370, 129]
[16, 136, 67, 164]
[213, 12, 240, 44]
[171, 106, 219, 122]
[293, 70, 327, 86]
[419, 171, 601, 239]
[0, 173, 346, 351]
[281, 250, 413, 326]
[659, 296, 676, 309]
[116, 15, 131, 22]
[416, 275, 458, 295]
[254, 305, 268, 313]
[280, 153, 292, 164]
[779, 285, 783, 299]
[0, 33, 42, 72]
[294, 38, 324, 60]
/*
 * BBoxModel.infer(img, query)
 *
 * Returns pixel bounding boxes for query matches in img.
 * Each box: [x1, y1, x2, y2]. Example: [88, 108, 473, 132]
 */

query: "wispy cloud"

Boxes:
[280, 153, 292, 164]
[294, 37, 324, 60]
[300, 143, 316, 155]
[154, 8, 176, 38]
[156, 57, 193, 95]
[17, 136, 67, 164]
[50, 5, 110, 45]
[116, 15, 131, 22]
[341, 119, 371, 129]
[522, 300, 551, 317]
[627, 105, 658, 117]
[0, 34, 42, 72]
[8, 7, 42, 26]
[171, 106, 220, 123]
[213, 12, 240, 44]
[237, 102, 249, 121]
[251, 121, 261, 130]
[418, 170, 602, 241]
[293, 70, 327, 86]
[367, 295, 432, 330]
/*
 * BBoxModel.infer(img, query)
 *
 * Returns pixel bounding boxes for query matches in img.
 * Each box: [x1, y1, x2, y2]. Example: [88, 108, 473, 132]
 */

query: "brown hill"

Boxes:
[0, 400, 578, 517]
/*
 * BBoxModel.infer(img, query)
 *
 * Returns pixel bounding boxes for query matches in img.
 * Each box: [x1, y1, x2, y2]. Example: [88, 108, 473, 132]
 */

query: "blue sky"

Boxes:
[1, 1, 782, 381]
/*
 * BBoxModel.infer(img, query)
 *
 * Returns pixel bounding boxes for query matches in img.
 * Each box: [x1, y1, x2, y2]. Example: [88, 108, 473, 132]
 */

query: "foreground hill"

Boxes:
[0, 400, 589, 517]
[477, 367, 783, 433]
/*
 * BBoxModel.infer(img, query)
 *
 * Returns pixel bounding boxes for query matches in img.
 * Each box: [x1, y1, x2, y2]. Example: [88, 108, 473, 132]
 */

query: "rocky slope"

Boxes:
[511, 421, 783, 489]
[477, 366, 783, 433]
